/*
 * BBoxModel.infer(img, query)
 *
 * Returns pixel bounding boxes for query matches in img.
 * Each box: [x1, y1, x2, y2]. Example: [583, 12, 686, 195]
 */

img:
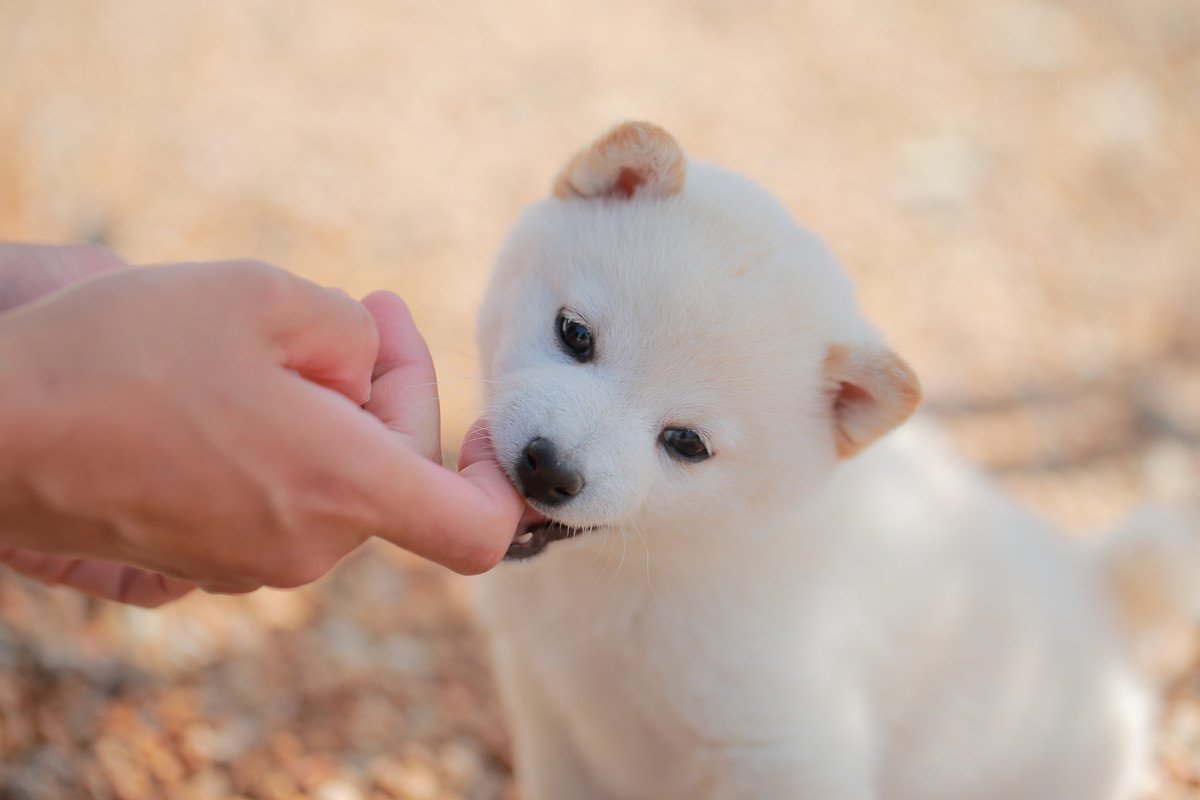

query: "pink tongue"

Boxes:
[515, 504, 551, 537]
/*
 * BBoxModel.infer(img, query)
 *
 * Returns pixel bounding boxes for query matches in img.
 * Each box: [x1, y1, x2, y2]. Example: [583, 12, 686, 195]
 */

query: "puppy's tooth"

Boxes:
[514, 532, 534, 545]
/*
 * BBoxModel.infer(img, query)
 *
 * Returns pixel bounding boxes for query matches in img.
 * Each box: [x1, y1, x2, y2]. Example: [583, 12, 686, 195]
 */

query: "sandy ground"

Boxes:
[1, 0, 1198, 797]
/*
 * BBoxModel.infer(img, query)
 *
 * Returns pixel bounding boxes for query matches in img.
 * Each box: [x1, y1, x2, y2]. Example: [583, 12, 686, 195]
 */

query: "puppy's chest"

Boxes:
[489, 564, 812, 749]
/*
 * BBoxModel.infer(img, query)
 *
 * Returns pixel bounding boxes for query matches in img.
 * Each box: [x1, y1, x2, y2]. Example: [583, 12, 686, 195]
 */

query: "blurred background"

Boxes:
[1, 0, 1198, 797]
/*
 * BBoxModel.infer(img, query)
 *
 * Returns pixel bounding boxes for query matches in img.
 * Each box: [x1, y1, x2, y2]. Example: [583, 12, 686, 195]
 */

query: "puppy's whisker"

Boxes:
[605, 530, 629, 591]
[599, 527, 620, 590]
[580, 526, 608, 587]
[409, 393, 489, 409]
[585, 525, 616, 599]
[631, 519, 655, 598]
[405, 376, 496, 387]
[439, 398, 491, 415]
[436, 377, 496, 384]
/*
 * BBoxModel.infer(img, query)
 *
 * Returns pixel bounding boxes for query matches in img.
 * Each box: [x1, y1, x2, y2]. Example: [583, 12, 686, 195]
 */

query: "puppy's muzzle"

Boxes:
[515, 437, 584, 506]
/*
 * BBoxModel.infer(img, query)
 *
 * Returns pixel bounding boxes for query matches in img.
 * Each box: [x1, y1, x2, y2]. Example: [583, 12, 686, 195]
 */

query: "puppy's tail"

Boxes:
[1091, 505, 1200, 652]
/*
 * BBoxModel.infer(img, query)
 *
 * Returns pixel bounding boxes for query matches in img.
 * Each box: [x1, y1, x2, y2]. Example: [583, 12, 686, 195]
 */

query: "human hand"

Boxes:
[0, 244, 191, 605]
[0, 242, 127, 311]
[0, 245, 524, 606]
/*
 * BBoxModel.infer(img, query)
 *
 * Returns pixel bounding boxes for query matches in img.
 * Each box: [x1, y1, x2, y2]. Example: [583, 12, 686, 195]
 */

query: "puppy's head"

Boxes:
[480, 122, 920, 559]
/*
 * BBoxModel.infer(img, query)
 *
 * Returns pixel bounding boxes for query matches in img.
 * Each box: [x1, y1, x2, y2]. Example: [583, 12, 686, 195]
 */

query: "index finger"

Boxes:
[368, 420, 525, 574]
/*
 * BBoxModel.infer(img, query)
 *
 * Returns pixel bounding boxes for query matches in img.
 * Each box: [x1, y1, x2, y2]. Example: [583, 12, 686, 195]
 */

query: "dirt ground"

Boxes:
[1, 1, 1199, 797]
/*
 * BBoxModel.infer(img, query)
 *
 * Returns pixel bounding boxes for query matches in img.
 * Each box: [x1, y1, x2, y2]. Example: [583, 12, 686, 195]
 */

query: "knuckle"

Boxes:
[225, 258, 293, 308]
[364, 290, 413, 352]
[230, 257, 280, 276]
[350, 296, 380, 357]
[364, 289, 412, 319]
[386, 293, 415, 324]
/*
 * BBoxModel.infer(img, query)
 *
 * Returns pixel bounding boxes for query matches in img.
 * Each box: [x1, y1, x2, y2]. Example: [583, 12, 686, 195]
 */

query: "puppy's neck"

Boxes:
[546, 498, 837, 591]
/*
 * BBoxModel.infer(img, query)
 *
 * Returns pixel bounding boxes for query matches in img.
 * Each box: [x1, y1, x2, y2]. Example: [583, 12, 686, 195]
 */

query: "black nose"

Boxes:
[516, 437, 584, 506]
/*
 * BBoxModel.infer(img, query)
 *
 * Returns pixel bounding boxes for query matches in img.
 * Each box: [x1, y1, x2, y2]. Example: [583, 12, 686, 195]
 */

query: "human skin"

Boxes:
[0, 243, 524, 606]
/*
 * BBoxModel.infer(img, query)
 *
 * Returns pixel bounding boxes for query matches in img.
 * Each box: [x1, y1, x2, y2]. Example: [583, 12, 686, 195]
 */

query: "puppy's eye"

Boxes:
[557, 311, 594, 362]
[661, 428, 711, 462]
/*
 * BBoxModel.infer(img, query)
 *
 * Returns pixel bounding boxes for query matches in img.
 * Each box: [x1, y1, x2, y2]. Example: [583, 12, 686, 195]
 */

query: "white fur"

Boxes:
[473, 124, 1186, 800]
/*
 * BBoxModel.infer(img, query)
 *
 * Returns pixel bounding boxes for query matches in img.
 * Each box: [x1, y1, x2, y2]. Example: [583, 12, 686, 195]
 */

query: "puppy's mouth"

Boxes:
[506, 505, 596, 561]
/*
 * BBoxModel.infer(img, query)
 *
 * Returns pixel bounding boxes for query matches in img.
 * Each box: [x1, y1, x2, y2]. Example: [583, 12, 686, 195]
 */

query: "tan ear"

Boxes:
[824, 344, 922, 458]
[552, 122, 686, 200]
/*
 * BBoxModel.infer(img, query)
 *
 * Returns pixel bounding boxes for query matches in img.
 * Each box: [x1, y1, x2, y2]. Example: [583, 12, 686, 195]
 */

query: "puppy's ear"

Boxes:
[553, 122, 685, 200]
[824, 344, 921, 458]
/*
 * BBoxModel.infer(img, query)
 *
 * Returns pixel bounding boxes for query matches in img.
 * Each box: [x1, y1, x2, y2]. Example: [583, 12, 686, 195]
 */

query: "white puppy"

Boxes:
[473, 121, 1198, 800]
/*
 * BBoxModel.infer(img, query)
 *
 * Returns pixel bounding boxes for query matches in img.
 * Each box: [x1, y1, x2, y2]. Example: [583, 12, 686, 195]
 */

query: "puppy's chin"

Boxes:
[505, 504, 597, 561]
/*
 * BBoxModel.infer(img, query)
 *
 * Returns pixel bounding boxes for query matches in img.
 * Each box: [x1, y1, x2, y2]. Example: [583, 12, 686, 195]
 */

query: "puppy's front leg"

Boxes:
[491, 642, 610, 800]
